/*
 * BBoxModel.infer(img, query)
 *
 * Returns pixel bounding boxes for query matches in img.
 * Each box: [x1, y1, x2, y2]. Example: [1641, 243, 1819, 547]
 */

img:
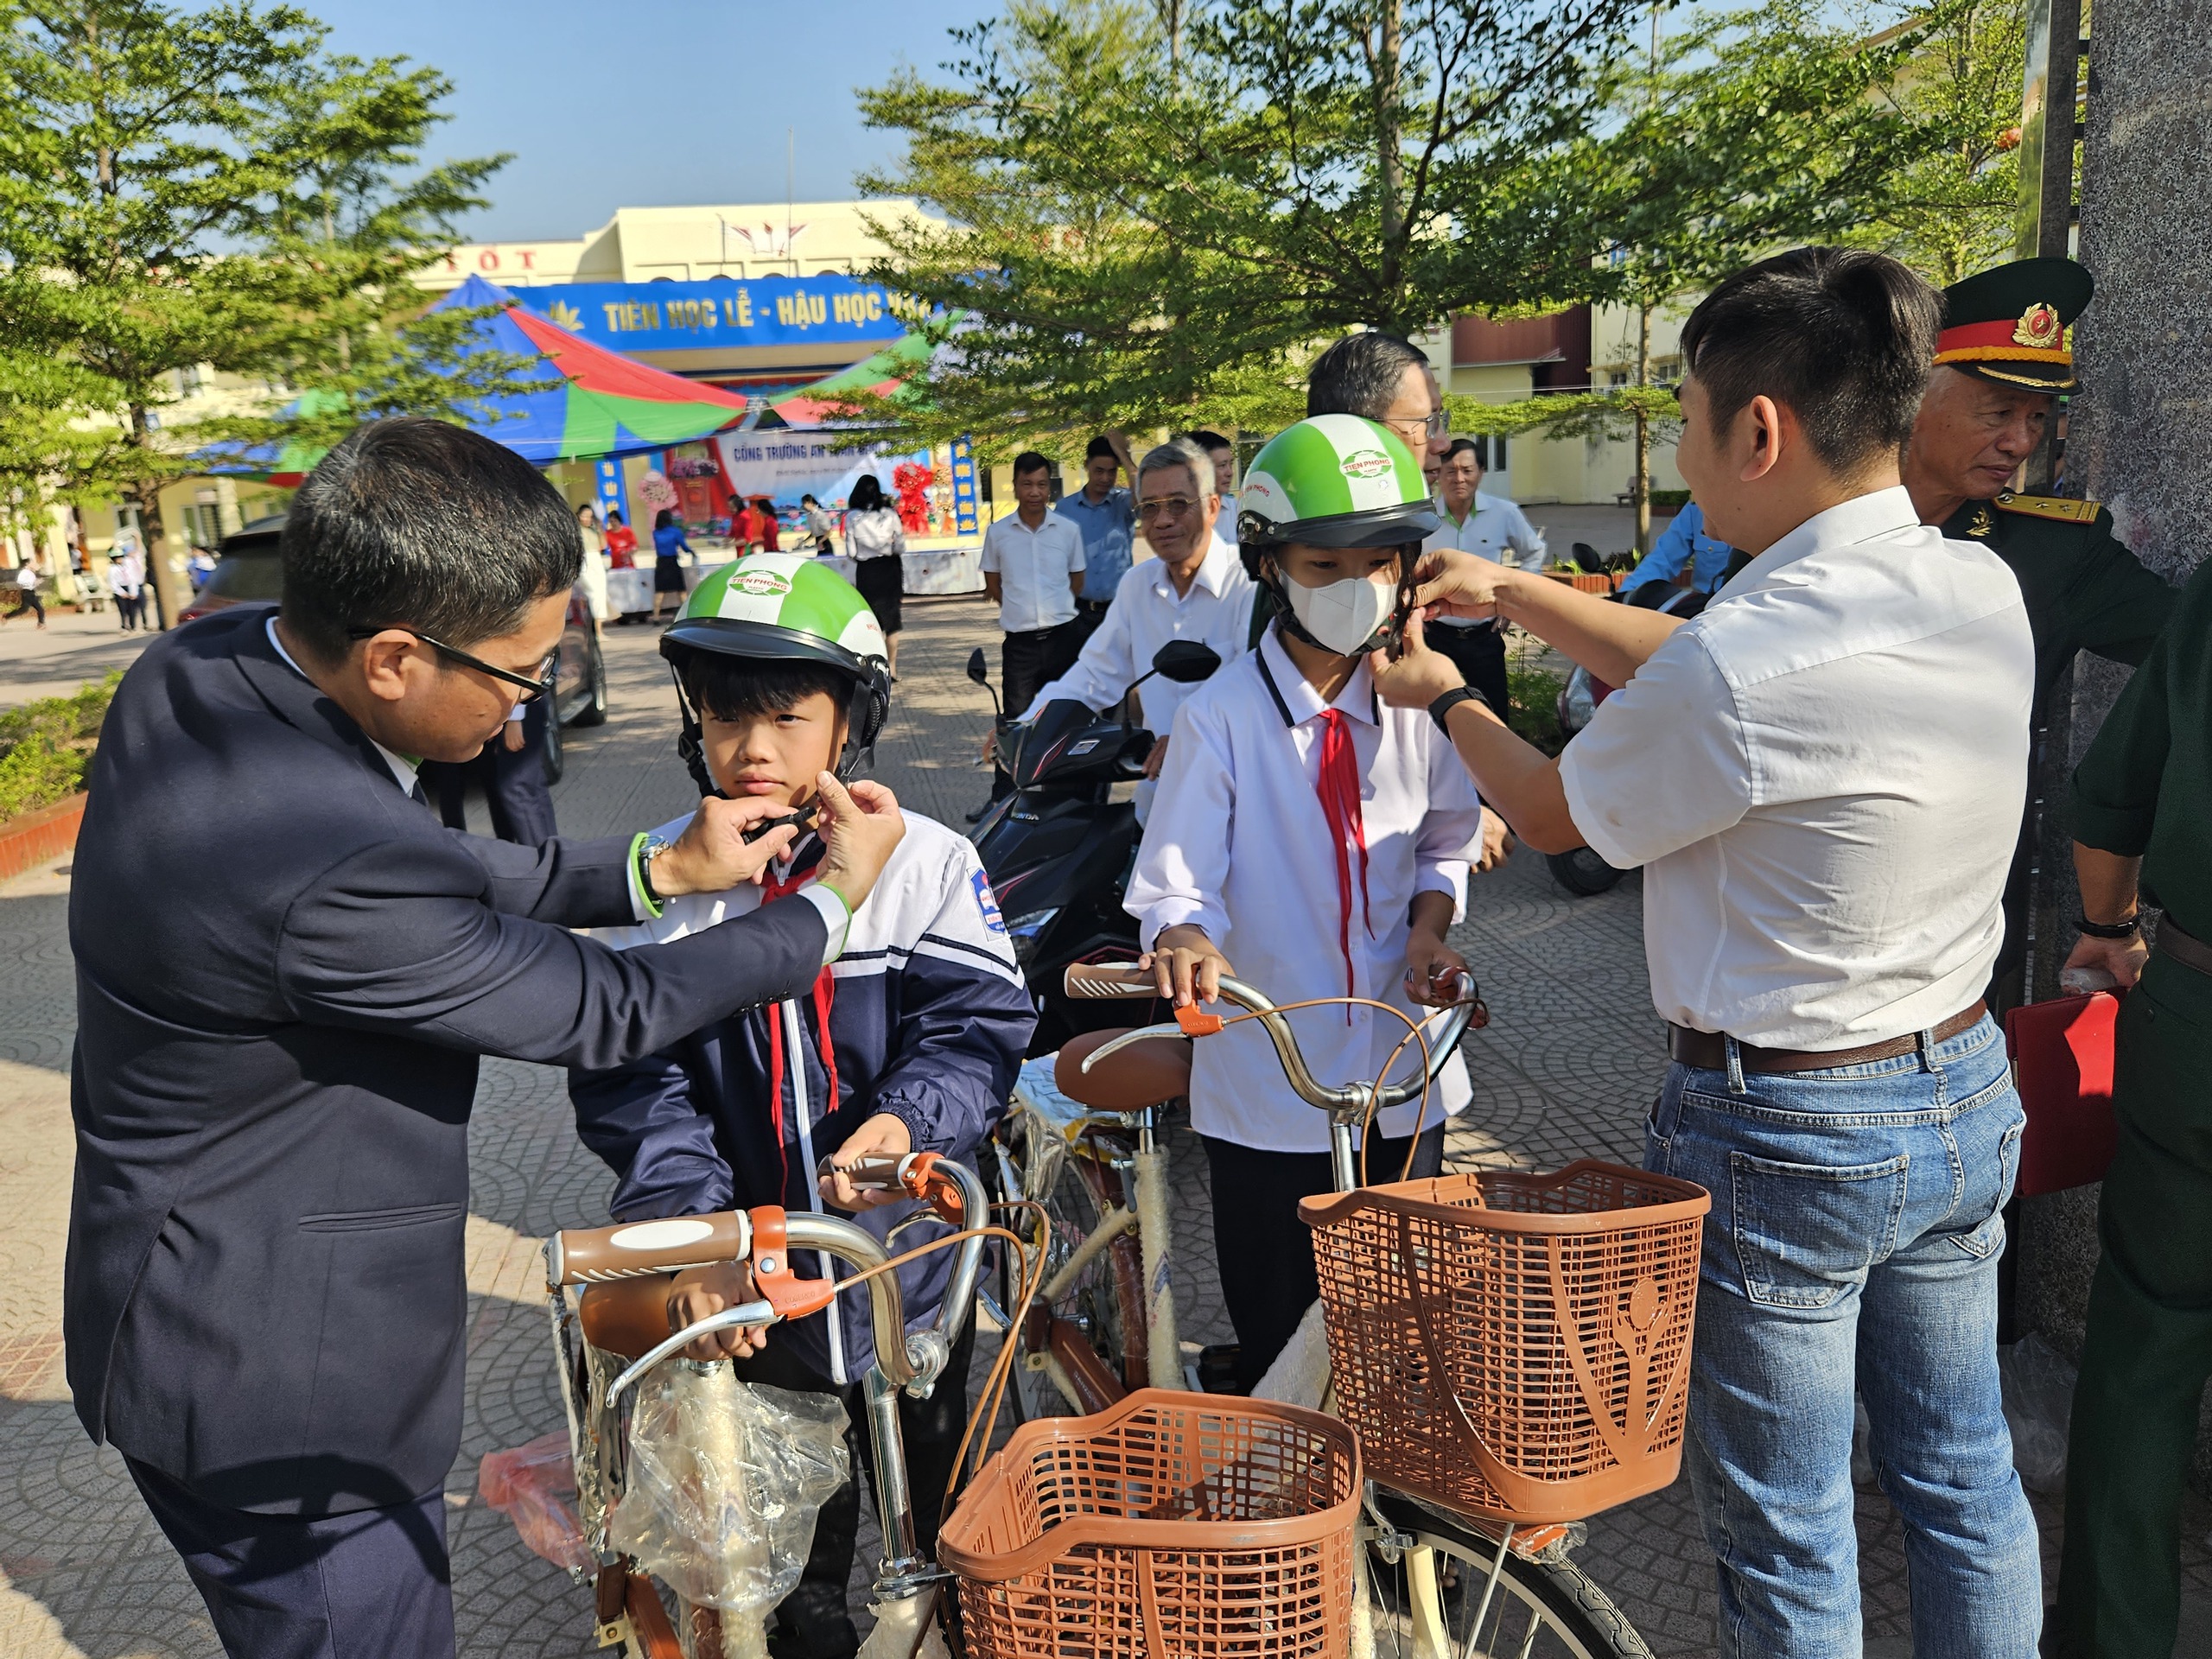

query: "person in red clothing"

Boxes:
[603, 510, 638, 569]
[755, 497, 781, 552]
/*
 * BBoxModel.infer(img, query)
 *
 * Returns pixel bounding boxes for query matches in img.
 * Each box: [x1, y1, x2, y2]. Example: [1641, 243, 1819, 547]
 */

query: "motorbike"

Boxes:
[967, 639, 1221, 1054]
[1547, 573, 1713, 898]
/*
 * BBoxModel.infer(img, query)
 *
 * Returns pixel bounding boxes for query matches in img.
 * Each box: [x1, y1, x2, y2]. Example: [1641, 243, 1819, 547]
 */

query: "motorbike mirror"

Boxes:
[1150, 640, 1222, 684]
[965, 647, 989, 687]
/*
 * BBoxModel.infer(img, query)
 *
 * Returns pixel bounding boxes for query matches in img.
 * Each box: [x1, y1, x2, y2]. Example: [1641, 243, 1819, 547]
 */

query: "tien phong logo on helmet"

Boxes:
[1339, 448, 1394, 480]
[734, 569, 794, 598]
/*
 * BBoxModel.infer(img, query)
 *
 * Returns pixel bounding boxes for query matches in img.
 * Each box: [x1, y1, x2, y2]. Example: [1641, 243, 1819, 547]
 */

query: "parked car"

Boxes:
[181, 513, 608, 778]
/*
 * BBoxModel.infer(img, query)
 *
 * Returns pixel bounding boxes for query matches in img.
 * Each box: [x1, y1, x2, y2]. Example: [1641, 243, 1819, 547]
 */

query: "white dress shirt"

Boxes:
[979, 511, 1086, 632]
[1128, 627, 1486, 1151]
[843, 506, 907, 562]
[1557, 486, 2032, 1050]
[1020, 537, 1257, 736]
[1424, 491, 1546, 630]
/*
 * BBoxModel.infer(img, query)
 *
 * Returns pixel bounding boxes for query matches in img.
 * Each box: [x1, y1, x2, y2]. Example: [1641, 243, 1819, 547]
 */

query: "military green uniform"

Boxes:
[2054, 556, 2212, 1658]
[1929, 260, 2177, 1008]
[1943, 492, 2174, 718]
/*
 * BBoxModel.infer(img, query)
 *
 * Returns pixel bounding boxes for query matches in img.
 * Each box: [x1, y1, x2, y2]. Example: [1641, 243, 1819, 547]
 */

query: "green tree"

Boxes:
[855, 0, 1649, 451]
[1449, 0, 1933, 550]
[0, 1, 513, 626]
[1851, 0, 2026, 284]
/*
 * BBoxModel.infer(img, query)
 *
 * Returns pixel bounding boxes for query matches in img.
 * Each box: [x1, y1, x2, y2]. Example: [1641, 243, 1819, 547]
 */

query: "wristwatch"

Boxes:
[1428, 686, 1484, 734]
[637, 834, 674, 907]
[2075, 912, 2141, 941]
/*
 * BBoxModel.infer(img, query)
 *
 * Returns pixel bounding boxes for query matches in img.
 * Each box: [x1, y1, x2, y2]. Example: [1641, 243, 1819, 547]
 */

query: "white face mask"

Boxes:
[1283, 569, 1398, 657]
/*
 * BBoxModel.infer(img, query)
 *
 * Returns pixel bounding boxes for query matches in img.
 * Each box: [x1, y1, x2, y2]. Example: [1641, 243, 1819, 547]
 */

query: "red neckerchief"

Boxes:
[760, 848, 838, 1195]
[1313, 706, 1372, 1019]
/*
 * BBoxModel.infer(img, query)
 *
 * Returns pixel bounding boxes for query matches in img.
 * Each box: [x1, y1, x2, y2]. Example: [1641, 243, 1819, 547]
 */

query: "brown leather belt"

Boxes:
[2155, 915, 2212, 977]
[1668, 1000, 1989, 1074]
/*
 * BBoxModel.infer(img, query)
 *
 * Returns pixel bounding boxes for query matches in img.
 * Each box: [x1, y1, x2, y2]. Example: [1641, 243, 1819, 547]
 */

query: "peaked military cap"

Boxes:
[1936, 256, 2094, 391]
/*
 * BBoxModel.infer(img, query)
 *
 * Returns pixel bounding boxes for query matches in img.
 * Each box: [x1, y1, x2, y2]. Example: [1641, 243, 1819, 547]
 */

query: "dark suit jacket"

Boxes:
[66, 605, 828, 1514]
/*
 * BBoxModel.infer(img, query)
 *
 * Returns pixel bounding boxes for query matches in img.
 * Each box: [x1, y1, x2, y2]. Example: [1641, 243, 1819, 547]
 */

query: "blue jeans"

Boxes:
[1645, 1014, 2039, 1658]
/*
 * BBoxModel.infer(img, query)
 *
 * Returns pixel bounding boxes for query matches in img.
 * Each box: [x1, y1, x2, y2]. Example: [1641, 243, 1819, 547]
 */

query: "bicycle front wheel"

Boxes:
[1363, 1491, 1651, 1659]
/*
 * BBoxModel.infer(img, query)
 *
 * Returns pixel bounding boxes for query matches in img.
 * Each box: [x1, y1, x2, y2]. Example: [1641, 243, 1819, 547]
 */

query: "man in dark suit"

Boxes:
[65, 418, 906, 1658]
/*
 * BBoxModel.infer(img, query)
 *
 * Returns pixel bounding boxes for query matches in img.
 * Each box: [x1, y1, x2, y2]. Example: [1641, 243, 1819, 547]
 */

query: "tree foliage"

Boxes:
[0, 0, 522, 621]
[1847, 0, 2025, 284]
[855, 0, 1648, 450]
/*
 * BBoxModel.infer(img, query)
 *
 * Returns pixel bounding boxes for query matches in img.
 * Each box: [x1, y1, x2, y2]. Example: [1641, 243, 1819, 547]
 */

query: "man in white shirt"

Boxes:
[1128, 414, 1484, 1393]
[978, 450, 1087, 739]
[1423, 438, 1546, 720]
[1023, 437, 1256, 817]
[1374, 249, 2041, 1656]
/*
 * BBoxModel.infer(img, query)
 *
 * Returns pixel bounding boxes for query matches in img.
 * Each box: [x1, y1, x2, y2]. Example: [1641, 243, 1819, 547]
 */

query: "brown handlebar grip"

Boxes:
[1063, 962, 1159, 999]
[547, 1211, 752, 1287]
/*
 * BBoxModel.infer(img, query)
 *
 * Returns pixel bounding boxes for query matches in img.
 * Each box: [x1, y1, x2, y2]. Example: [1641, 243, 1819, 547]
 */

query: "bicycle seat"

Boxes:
[577, 1274, 675, 1360]
[1055, 1027, 1191, 1110]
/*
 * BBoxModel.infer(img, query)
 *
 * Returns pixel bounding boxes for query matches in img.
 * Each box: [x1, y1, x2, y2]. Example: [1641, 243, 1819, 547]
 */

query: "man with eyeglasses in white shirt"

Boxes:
[1022, 437, 1257, 818]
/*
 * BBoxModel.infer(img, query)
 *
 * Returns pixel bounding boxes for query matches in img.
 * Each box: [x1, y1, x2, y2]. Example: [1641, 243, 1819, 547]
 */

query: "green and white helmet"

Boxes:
[660, 552, 892, 787]
[1236, 414, 1439, 550]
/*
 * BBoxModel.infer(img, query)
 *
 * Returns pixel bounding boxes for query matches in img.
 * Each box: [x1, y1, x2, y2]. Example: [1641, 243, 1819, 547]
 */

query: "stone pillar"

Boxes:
[2015, 0, 2212, 1473]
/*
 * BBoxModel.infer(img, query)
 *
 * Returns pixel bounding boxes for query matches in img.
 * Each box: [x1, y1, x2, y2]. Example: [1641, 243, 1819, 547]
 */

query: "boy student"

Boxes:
[569, 553, 1034, 1659]
[1372, 248, 2040, 1656]
[1127, 415, 1487, 1393]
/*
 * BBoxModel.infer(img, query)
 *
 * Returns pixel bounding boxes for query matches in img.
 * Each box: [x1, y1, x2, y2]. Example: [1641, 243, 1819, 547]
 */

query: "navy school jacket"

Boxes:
[569, 811, 1034, 1384]
[66, 606, 835, 1515]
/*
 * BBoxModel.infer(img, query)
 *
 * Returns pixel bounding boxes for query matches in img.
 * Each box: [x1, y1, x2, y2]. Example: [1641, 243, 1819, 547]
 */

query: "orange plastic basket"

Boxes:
[1300, 1160, 1709, 1525]
[938, 1389, 1361, 1659]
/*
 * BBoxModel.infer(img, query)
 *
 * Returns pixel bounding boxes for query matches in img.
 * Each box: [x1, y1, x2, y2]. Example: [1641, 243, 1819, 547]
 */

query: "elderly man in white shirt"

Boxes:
[1022, 436, 1256, 817]
[1375, 249, 2041, 1658]
[1422, 437, 1544, 720]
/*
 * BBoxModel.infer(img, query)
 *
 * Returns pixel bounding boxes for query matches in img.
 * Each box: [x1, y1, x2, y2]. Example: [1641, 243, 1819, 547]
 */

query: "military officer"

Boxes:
[2048, 555, 2212, 1658]
[1901, 256, 2177, 1007]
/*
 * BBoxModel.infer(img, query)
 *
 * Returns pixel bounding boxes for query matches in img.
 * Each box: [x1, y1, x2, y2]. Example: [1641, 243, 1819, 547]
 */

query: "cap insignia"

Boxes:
[2014, 302, 2063, 350]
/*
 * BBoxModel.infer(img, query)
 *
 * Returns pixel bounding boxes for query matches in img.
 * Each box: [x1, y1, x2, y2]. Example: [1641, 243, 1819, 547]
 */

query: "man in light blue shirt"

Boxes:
[1422, 438, 1546, 719]
[1052, 432, 1138, 645]
[1621, 499, 1733, 596]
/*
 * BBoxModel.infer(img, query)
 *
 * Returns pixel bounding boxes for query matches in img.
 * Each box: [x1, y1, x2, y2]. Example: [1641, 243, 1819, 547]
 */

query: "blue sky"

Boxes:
[308, 0, 994, 242]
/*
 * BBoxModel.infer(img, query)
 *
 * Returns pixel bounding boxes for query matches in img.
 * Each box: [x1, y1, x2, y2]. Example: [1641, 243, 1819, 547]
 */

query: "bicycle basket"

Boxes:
[1301, 1160, 1709, 1525]
[938, 1389, 1360, 1659]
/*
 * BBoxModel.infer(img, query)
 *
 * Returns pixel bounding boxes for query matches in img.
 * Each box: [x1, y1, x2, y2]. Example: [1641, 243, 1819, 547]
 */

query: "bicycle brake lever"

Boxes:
[741, 799, 818, 844]
[1080, 1022, 1193, 1072]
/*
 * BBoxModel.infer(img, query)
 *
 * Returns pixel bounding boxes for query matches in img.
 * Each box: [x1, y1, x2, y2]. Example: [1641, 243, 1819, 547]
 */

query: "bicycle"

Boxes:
[990, 962, 1710, 1659]
[540, 1154, 998, 1659]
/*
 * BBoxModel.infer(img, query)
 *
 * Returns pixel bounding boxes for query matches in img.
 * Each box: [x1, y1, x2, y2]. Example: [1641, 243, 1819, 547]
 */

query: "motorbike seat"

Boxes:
[1054, 1027, 1192, 1111]
[576, 1274, 677, 1361]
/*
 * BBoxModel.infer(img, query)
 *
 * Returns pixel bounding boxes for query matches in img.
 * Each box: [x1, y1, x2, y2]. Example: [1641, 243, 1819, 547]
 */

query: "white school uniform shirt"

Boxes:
[1422, 491, 1547, 630]
[1127, 627, 1486, 1151]
[980, 511, 1086, 632]
[1557, 486, 2032, 1051]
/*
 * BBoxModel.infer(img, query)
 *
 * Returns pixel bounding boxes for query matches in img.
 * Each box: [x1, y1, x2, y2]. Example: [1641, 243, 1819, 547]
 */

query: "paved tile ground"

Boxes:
[0, 603, 165, 707]
[6, 597, 2212, 1657]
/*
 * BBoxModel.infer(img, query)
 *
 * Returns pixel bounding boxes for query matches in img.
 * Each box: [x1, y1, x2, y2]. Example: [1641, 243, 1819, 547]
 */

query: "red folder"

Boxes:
[2004, 990, 2123, 1198]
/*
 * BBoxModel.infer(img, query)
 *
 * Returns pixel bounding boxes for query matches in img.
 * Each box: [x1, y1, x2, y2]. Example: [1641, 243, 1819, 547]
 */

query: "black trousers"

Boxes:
[1001, 620, 1085, 721]
[422, 702, 556, 847]
[1202, 1122, 1446, 1392]
[1066, 598, 1112, 651]
[1426, 622, 1511, 723]
[128, 1456, 454, 1659]
[10, 588, 43, 624]
[732, 1316, 978, 1659]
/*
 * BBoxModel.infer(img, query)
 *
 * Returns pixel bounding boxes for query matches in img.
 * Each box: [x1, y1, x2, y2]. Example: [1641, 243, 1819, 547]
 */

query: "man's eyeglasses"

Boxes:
[346, 626, 557, 702]
[1382, 410, 1449, 447]
[1136, 497, 1201, 523]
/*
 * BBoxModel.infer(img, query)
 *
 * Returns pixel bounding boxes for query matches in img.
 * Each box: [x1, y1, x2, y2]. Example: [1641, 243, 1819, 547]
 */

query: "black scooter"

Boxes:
[967, 639, 1221, 1055]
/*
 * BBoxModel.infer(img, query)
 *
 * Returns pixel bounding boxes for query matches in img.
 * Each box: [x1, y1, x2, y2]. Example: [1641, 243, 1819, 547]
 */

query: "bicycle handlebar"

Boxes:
[1066, 963, 1483, 1118]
